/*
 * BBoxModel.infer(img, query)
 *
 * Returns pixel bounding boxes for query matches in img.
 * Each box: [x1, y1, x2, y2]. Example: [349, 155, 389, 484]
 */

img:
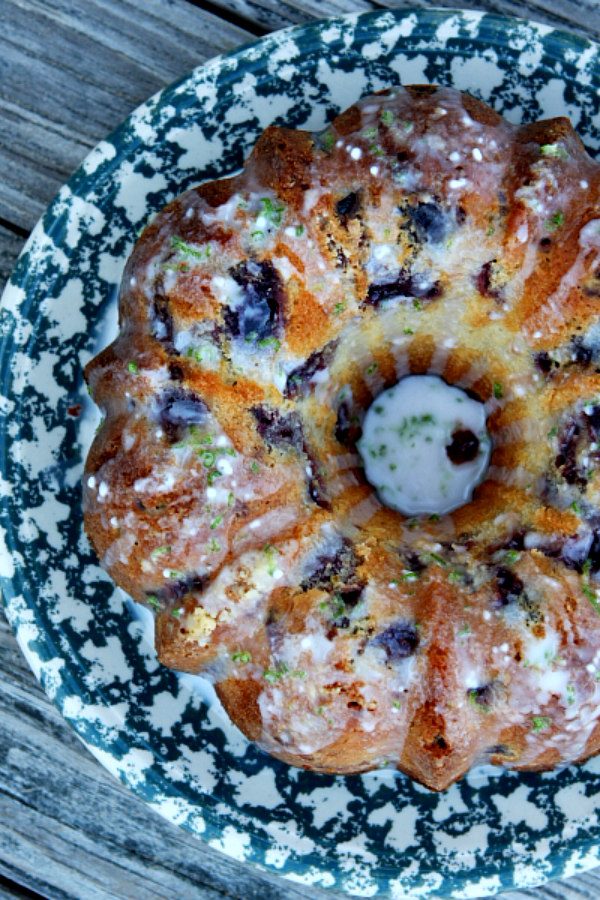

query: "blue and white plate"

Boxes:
[1, 9, 599, 897]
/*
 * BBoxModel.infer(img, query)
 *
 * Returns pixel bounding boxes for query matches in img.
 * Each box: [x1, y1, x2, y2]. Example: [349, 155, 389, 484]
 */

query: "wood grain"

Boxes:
[0, 613, 340, 900]
[2, 0, 600, 897]
[204, 0, 600, 41]
[0, 0, 251, 231]
[0, 227, 25, 287]
[2, 0, 598, 232]
[2, 603, 600, 900]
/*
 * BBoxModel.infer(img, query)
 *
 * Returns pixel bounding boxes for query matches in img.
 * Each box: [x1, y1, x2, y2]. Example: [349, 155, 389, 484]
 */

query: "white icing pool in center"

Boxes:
[357, 374, 491, 515]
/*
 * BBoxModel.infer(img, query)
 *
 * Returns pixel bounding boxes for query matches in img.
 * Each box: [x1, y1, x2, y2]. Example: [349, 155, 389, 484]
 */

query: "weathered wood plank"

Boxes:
[3, 606, 600, 900]
[10, 0, 250, 84]
[188, 0, 269, 35]
[2, 0, 598, 233]
[0, 0, 252, 231]
[196, 0, 377, 33]
[0, 875, 44, 899]
[204, 0, 599, 43]
[0, 613, 335, 900]
[0, 227, 26, 290]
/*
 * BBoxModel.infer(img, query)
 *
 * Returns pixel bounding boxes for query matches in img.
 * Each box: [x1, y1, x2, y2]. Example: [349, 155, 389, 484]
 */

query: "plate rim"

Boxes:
[1, 7, 600, 897]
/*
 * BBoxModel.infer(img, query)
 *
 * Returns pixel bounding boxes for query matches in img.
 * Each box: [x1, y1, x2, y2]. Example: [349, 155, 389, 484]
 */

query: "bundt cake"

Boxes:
[83, 85, 600, 791]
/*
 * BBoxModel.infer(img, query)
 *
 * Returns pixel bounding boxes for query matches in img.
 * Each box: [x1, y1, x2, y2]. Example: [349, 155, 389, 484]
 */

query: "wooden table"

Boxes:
[1, 1, 600, 897]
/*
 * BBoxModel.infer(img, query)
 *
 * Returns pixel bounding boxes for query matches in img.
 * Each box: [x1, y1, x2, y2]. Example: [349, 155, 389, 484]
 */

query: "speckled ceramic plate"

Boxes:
[1, 9, 600, 897]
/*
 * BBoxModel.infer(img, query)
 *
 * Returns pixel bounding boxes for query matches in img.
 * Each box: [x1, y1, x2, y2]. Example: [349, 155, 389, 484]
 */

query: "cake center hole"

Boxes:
[357, 374, 491, 516]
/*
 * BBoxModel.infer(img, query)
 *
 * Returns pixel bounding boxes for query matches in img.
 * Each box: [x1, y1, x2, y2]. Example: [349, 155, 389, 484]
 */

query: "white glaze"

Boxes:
[83, 85, 600, 785]
[357, 375, 491, 515]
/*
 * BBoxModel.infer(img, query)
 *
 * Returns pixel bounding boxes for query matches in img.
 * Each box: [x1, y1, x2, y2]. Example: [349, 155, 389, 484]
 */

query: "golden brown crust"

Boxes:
[84, 85, 600, 790]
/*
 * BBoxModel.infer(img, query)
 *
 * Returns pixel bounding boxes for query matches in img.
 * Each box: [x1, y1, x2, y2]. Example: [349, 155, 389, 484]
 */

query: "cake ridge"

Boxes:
[84, 84, 600, 790]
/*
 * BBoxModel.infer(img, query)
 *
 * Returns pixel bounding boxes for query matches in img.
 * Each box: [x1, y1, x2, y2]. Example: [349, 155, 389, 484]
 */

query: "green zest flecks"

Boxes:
[581, 560, 600, 612]
[467, 689, 490, 712]
[540, 143, 569, 160]
[319, 593, 346, 619]
[401, 570, 419, 582]
[166, 569, 184, 579]
[545, 211, 565, 231]
[171, 235, 211, 259]
[263, 663, 307, 683]
[151, 545, 171, 559]
[263, 544, 279, 577]
[174, 428, 236, 491]
[185, 343, 220, 365]
[257, 337, 281, 351]
[259, 197, 285, 222]
[424, 552, 447, 567]
[320, 130, 335, 152]
[532, 716, 552, 733]
[358, 377, 491, 516]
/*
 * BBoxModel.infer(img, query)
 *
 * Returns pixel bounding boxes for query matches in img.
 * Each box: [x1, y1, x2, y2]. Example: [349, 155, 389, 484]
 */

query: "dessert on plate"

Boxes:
[84, 84, 600, 790]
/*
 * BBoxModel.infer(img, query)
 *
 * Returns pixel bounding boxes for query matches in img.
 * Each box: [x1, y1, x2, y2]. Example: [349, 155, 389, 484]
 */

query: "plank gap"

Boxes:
[185, 0, 269, 37]
[0, 216, 30, 241]
[0, 870, 47, 900]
